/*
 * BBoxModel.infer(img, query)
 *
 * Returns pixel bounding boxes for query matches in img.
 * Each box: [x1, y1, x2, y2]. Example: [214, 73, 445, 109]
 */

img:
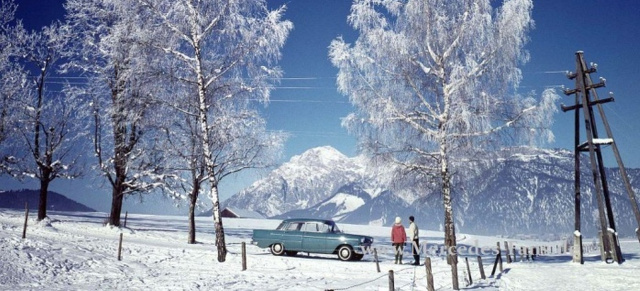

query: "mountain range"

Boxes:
[223, 146, 640, 238]
[0, 189, 96, 212]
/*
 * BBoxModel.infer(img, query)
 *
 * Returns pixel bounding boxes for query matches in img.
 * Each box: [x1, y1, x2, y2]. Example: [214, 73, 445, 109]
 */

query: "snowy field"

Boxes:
[1, 209, 640, 290]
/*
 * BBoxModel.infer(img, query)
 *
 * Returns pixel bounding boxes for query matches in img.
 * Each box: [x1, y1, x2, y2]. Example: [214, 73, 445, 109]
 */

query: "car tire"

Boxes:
[270, 243, 285, 256]
[337, 245, 353, 261]
[285, 251, 298, 256]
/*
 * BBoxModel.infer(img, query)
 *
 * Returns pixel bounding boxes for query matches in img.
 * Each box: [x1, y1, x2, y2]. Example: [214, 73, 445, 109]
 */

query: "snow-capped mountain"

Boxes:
[223, 146, 640, 237]
[223, 146, 365, 217]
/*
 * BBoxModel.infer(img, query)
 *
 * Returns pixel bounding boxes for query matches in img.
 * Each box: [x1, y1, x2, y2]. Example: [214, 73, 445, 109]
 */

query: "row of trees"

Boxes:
[2, 1, 559, 278]
[0, 0, 291, 262]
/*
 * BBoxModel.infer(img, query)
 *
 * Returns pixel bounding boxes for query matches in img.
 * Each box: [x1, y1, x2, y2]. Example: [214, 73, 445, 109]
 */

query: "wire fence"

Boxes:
[226, 239, 576, 290]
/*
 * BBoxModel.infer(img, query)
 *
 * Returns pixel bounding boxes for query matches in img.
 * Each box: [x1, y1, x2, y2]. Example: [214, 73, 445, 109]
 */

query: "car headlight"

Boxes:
[360, 237, 372, 244]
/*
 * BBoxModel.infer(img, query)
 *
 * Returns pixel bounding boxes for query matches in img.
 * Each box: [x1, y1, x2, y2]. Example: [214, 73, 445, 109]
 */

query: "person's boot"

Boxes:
[399, 254, 403, 264]
[413, 255, 420, 265]
[394, 253, 399, 264]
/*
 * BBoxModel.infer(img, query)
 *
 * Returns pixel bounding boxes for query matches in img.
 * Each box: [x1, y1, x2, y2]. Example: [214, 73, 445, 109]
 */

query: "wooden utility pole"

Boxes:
[561, 51, 639, 264]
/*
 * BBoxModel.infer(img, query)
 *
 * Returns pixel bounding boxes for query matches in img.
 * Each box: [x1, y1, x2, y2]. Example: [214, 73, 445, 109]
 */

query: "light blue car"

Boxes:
[252, 218, 374, 261]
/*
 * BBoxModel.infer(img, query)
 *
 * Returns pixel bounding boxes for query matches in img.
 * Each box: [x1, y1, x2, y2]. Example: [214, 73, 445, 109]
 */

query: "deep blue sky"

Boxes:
[5, 0, 640, 215]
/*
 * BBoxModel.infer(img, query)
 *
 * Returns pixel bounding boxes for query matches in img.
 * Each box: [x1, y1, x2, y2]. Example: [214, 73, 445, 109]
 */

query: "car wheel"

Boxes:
[285, 251, 298, 256]
[270, 243, 285, 256]
[337, 245, 353, 261]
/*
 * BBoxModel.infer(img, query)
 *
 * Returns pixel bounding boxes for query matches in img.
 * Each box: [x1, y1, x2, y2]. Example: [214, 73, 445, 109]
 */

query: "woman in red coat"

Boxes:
[391, 216, 407, 264]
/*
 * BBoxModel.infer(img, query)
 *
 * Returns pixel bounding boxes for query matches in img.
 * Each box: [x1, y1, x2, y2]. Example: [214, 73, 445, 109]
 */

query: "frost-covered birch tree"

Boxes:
[65, 0, 168, 226]
[3, 13, 87, 221]
[330, 0, 557, 287]
[137, 0, 291, 261]
[0, 0, 21, 174]
[159, 94, 286, 245]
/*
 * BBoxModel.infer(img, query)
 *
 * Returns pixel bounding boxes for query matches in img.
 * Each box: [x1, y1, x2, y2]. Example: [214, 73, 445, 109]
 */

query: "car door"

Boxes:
[302, 222, 329, 253]
[281, 222, 303, 251]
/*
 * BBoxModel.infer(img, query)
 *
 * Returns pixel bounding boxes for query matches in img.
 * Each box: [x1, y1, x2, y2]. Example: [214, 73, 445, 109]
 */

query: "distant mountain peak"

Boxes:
[224, 146, 363, 217]
[289, 145, 347, 165]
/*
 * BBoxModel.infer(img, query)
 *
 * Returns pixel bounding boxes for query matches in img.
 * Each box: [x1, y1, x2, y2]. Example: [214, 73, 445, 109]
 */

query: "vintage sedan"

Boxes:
[252, 218, 374, 261]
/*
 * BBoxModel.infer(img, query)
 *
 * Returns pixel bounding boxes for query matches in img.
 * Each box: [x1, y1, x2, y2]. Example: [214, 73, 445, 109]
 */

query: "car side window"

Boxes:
[302, 222, 320, 232]
[318, 223, 330, 233]
[286, 222, 302, 231]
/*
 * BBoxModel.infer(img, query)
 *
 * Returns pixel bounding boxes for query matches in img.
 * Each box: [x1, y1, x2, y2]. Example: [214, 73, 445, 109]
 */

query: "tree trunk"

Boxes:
[188, 183, 199, 244]
[193, 37, 226, 262]
[108, 100, 128, 227]
[210, 185, 227, 262]
[109, 185, 124, 226]
[37, 179, 50, 221]
[442, 159, 459, 290]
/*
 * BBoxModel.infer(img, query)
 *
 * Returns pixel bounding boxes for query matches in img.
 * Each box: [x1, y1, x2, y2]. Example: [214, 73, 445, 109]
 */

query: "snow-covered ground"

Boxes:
[1, 209, 639, 290]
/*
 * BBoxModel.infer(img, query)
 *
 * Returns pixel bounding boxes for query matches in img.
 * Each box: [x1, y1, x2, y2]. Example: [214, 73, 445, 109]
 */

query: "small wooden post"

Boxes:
[242, 242, 247, 271]
[22, 202, 29, 239]
[477, 256, 486, 280]
[465, 257, 473, 285]
[491, 244, 503, 277]
[425, 257, 434, 291]
[491, 254, 499, 276]
[123, 211, 128, 228]
[504, 241, 512, 263]
[374, 248, 381, 273]
[512, 245, 517, 262]
[388, 270, 394, 291]
[496, 242, 503, 272]
[117, 233, 123, 261]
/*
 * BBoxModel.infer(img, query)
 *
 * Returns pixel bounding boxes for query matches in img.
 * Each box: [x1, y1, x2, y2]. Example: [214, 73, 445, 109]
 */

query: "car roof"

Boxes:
[282, 218, 335, 224]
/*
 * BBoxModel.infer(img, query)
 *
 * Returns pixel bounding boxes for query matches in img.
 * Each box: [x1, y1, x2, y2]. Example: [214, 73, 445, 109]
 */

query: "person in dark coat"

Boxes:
[408, 216, 420, 265]
[391, 216, 407, 264]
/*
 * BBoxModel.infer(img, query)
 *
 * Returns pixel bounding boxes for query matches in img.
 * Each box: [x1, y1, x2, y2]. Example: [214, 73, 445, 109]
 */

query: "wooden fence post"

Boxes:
[22, 202, 29, 239]
[123, 211, 128, 228]
[374, 248, 381, 273]
[388, 270, 394, 291]
[491, 243, 503, 277]
[242, 242, 247, 271]
[465, 257, 473, 286]
[496, 242, 503, 272]
[425, 257, 434, 291]
[477, 256, 486, 280]
[117, 233, 123, 261]
[504, 241, 511, 263]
